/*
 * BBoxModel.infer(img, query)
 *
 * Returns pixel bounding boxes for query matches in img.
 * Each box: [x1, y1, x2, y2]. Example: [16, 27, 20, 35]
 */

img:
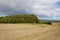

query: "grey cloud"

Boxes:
[0, 0, 36, 16]
[0, 0, 60, 20]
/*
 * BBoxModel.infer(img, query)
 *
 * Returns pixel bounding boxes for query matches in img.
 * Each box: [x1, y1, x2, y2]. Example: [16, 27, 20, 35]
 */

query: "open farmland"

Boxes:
[0, 24, 60, 40]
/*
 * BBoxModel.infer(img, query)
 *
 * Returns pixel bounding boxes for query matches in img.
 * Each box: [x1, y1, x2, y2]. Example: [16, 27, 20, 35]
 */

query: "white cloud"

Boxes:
[0, 0, 60, 20]
[29, 0, 60, 18]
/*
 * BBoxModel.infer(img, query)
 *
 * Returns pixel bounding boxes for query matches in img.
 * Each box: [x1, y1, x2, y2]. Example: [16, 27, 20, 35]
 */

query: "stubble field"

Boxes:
[0, 24, 60, 40]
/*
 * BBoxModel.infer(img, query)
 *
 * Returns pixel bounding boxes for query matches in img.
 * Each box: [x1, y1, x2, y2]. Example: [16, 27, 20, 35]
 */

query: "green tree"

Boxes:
[0, 14, 39, 23]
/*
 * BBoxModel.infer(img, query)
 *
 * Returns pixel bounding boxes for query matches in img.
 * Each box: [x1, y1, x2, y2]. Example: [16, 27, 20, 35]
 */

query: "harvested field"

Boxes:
[0, 24, 60, 40]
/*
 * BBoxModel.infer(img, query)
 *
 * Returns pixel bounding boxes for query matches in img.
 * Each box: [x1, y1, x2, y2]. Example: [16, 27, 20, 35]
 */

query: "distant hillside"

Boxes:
[0, 14, 39, 23]
[40, 20, 60, 22]
[0, 14, 59, 24]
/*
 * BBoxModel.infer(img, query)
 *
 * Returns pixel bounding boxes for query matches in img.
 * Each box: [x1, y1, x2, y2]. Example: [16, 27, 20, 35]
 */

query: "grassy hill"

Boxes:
[0, 14, 59, 24]
[0, 14, 39, 23]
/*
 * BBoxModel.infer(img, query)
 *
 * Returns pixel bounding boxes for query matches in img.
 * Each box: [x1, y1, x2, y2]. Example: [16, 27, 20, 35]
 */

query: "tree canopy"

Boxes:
[0, 14, 39, 23]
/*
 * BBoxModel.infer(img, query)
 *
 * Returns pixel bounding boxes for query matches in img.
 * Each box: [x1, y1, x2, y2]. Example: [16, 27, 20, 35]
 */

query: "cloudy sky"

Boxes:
[0, 0, 60, 20]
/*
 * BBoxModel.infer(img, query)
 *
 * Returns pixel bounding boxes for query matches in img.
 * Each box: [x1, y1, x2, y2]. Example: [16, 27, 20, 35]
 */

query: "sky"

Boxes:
[0, 0, 60, 20]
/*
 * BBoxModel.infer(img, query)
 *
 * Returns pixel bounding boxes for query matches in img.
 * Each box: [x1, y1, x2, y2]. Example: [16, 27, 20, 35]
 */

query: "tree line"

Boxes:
[0, 14, 39, 23]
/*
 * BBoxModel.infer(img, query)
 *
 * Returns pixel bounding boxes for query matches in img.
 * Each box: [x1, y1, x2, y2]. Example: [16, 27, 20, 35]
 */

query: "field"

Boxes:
[0, 24, 60, 40]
